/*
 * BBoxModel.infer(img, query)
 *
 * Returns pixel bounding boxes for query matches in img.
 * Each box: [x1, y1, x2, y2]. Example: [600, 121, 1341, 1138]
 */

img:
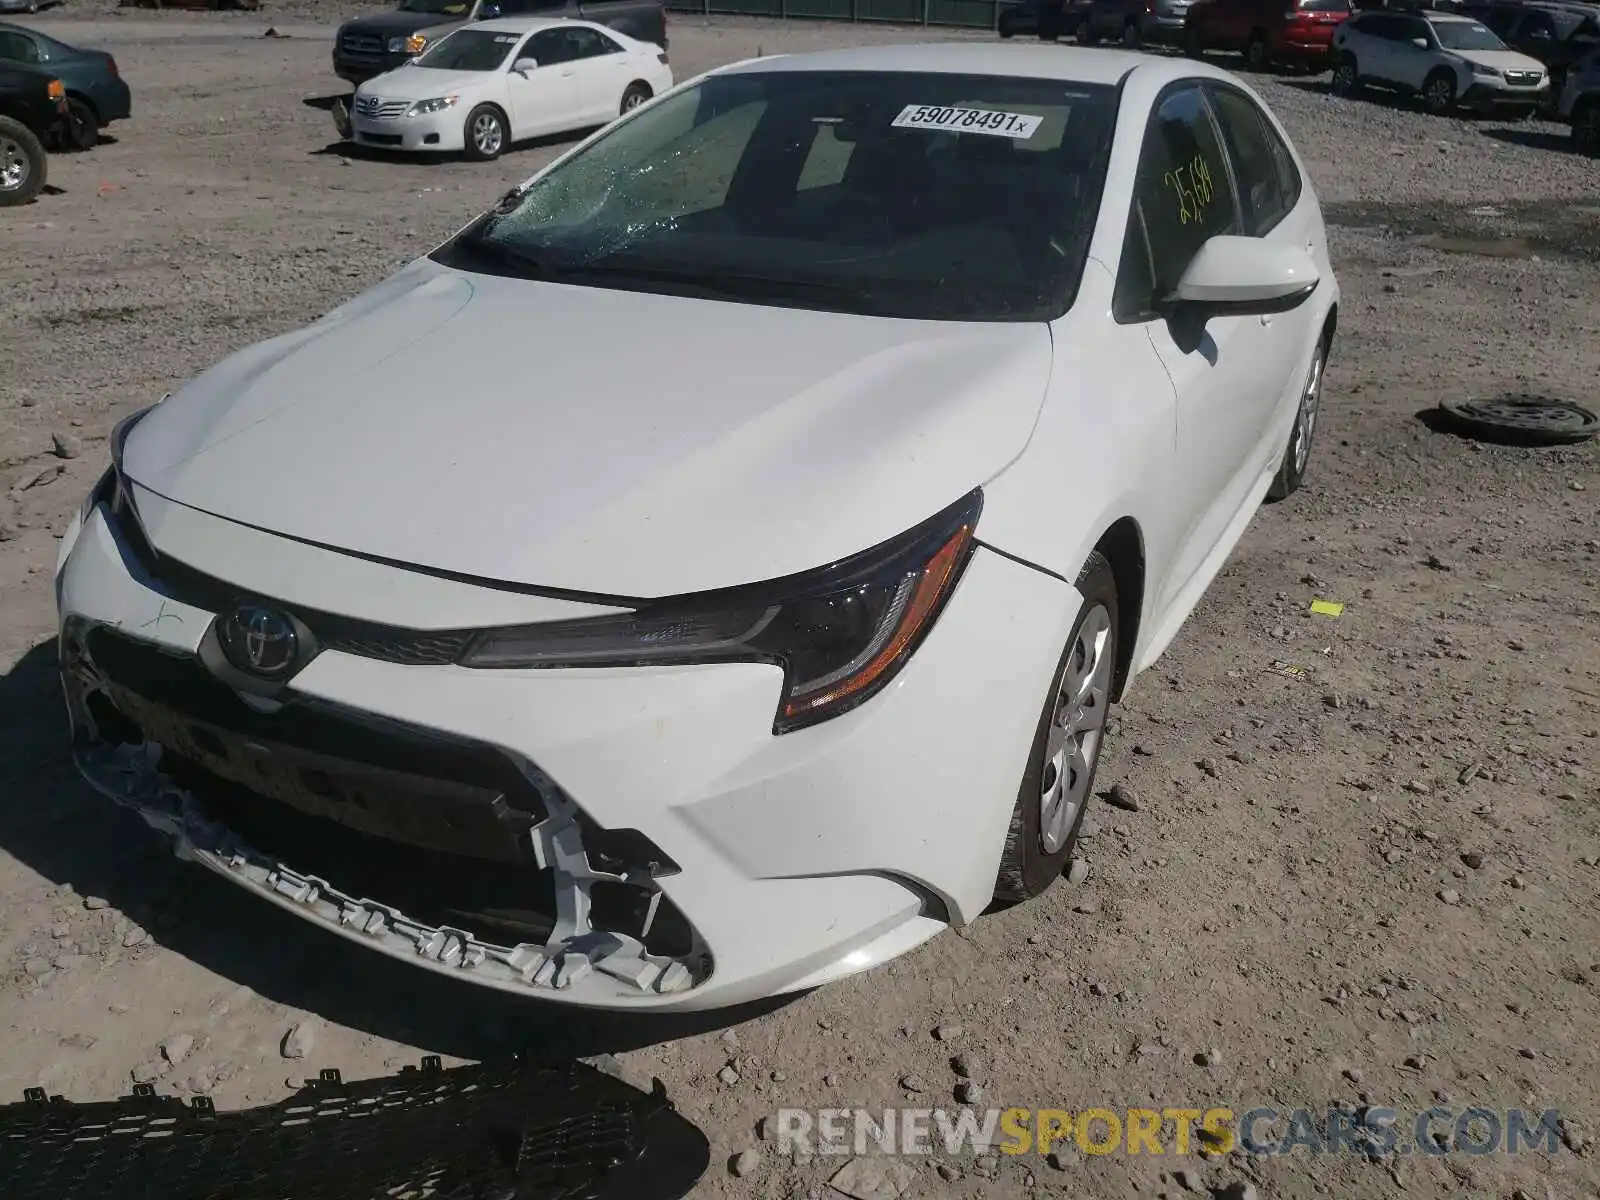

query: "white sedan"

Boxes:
[344, 17, 672, 160]
[59, 44, 1338, 1011]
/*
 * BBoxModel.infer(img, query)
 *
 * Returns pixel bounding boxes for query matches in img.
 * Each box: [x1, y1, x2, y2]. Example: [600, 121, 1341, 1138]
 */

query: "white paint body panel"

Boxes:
[62, 44, 1340, 1010]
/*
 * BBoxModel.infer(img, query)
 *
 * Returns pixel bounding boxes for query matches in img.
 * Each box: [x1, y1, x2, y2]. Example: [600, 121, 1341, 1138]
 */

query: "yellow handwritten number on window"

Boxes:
[1162, 154, 1215, 226]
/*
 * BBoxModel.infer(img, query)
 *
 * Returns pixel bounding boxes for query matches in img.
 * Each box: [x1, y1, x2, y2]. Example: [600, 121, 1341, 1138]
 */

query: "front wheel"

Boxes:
[1330, 53, 1359, 95]
[1573, 99, 1600, 156]
[0, 116, 46, 208]
[64, 98, 99, 151]
[462, 104, 508, 161]
[993, 552, 1119, 904]
[1266, 336, 1328, 502]
[1422, 70, 1456, 115]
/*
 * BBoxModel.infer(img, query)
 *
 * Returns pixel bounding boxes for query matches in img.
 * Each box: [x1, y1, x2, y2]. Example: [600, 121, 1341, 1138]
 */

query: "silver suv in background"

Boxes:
[1331, 10, 1550, 114]
[1557, 43, 1600, 151]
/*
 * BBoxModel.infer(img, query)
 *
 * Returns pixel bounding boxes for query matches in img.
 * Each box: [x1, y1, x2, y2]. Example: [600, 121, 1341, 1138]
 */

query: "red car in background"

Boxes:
[1184, 0, 1353, 70]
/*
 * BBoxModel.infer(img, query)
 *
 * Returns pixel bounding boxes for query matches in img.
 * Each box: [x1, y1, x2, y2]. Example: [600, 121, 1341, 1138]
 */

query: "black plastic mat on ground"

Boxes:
[0, 1056, 709, 1200]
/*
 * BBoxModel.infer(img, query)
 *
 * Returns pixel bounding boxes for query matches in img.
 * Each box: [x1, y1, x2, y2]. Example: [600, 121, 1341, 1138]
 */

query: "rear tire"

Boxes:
[1573, 98, 1600, 156]
[0, 116, 46, 208]
[1245, 30, 1269, 70]
[619, 82, 651, 116]
[993, 552, 1119, 904]
[1266, 335, 1329, 502]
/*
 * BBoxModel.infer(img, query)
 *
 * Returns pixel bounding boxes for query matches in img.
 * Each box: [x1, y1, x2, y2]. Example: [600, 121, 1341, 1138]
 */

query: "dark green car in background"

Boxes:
[0, 21, 130, 149]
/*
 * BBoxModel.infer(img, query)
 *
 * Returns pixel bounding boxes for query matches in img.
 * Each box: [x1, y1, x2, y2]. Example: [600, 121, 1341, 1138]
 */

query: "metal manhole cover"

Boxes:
[1434, 395, 1599, 446]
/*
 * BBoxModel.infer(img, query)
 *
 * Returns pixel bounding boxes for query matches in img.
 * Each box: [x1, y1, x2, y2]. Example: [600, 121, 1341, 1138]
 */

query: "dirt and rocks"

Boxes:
[0, 7, 1597, 1199]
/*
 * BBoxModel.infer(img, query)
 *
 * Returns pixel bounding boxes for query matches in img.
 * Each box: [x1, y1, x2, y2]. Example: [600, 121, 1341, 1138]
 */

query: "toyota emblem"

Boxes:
[217, 603, 300, 679]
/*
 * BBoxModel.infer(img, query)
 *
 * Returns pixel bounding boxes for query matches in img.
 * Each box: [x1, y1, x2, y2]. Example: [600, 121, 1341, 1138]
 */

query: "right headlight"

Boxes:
[405, 95, 459, 117]
[461, 489, 983, 733]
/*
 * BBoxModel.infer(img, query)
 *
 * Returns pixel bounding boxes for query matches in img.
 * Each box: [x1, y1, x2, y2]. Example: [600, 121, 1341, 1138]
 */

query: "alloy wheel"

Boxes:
[1332, 61, 1355, 92]
[1038, 604, 1114, 855]
[472, 113, 503, 156]
[1575, 104, 1600, 154]
[1292, 345, 1325, 475]
[622, 90, 646, 112]
[1425, 77, 1453, 112]
[0, 136, 29, 193]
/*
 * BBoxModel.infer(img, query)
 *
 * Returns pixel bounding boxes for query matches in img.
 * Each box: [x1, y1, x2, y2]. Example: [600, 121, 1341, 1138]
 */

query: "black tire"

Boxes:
[1244, 30, 1269, 70]
[619, 82, 651, 116]
[1330, 53, 1358, 95]
[1266, 334, 1329, 502]
[1422, 68, 1455, 115]
[64, 97, 100, 151]
[1121, 18, 1141, 47]
[993, 551, 1120, 904]
[1076, 17, 1099, 44]
[462, 103, 508, 162]
[1573, 98, 1600, 156]
[1432, 395, 1598, 446]
[0, 116, 46, 208]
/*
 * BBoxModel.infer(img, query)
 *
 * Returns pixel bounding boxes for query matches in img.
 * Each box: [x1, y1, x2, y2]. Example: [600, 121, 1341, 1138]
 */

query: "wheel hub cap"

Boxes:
[0, 137, 28, 192]
[1039, 604, 1114, 855]
[1292, 348, 1324, 474]
[473, 116, 501, 153]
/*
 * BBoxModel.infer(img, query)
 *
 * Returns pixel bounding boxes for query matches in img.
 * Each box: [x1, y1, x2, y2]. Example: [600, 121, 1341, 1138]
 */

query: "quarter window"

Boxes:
[1114, 84, 1240, 320]
[1207, 85, 1299, 235]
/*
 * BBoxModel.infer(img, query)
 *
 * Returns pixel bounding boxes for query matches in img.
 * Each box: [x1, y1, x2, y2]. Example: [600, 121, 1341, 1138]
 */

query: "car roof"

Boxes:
[1422, 11, 1485, 20]
[713, 42, 1242, 88]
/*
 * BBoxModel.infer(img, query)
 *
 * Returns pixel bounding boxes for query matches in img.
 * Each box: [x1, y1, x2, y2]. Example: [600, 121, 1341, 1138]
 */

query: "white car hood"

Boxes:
[358, 66, 494, 102]
[123, 259, 1055, 599]
[1452, 48, 1544, 73]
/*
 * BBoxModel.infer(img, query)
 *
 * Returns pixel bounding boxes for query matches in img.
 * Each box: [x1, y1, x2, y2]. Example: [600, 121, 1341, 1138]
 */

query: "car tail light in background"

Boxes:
[106, 55, 120, 77]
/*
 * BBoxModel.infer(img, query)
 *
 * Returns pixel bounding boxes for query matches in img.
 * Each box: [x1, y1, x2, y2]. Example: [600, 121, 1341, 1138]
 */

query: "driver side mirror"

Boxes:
[1167, 235, 1320, 318]
[1411, 36, 1429, 48]
[513, 56, 538, 73]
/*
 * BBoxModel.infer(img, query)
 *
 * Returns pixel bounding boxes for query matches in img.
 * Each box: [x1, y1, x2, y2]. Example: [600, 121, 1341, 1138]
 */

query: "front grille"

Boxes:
[1504, 70, 1540, 86]
[356, 97, 410, 120]
[101, 495, 482, 667]
[340, 31, 384, 55]
[85, 627, 548, 857]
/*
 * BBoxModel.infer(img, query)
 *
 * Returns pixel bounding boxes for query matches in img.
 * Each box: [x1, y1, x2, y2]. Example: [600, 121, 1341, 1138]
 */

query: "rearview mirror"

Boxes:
[1168, 235, 1320, 317]
[513, 56, 538, 73]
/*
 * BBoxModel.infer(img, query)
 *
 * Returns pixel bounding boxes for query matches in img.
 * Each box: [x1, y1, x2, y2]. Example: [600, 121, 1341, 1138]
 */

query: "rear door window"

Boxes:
[1206, 85, 1299, 235]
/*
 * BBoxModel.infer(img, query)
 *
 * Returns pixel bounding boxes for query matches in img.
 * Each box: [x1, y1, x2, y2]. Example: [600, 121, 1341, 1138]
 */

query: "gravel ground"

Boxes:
[1, 8, 1598, 1200]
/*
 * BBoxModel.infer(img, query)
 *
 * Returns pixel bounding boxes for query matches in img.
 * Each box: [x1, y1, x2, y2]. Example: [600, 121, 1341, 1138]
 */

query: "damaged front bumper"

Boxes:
[72, 739, 696, 999]
[64, 635, 703, 1003]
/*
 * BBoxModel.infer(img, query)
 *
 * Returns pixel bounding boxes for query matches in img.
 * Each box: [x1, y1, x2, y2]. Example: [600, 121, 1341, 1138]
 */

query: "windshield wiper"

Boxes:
[439, 232, 552, 280]
[553, 263, 885, 311]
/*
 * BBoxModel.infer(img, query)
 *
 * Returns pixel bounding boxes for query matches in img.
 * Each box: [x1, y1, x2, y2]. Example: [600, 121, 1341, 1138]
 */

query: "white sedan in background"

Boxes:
[343, 18, 672, 160]
[60, 45, 1337, 1011]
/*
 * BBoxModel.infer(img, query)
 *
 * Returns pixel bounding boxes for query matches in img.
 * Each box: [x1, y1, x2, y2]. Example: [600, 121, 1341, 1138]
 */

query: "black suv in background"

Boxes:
[1, 59, 68, 206]
[333, 0, 667, 85]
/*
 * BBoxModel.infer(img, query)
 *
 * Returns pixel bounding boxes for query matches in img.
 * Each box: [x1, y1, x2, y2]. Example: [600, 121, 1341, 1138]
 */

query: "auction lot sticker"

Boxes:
[892, 105, 1044, 139]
